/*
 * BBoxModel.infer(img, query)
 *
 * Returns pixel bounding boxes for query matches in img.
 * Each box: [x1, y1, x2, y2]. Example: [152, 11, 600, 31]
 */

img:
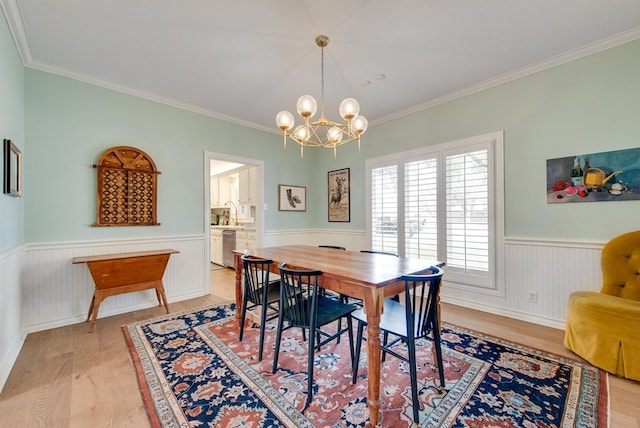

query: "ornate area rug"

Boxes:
[123, 302, 608, 427]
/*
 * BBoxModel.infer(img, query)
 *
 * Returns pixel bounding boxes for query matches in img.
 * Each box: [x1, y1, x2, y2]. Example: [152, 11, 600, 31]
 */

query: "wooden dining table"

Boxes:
[233, 245, 441, 427]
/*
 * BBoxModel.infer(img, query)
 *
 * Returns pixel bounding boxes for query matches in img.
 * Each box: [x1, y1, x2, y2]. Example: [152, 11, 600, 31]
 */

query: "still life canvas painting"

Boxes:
[547, 147, 640, 203]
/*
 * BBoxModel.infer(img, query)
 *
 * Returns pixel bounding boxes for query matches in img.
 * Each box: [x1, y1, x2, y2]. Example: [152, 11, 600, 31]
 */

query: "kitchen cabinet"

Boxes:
[210, 228, 223, 264]
[238, 167, 257, 204]
[210, 176, 232, 208]
[219, 176, 231, 206]
[236, 229, 257, 252]
[210, 177, 219, 207]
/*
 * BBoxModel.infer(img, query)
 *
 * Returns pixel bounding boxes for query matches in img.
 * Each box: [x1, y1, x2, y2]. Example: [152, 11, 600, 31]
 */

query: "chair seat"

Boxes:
[352, 299, 409, 336]
[258, 282, 281, 305]
[565, 290, 640, 381]
[286, 295, 357, 328]
[316, 296, 358, 326]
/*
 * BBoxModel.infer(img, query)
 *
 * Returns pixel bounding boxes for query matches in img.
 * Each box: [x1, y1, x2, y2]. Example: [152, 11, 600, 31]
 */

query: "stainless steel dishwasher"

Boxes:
[222, 229, 236, 268]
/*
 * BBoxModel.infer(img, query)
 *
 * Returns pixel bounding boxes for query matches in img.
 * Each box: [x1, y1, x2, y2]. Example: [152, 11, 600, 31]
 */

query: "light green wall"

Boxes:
[18, 37, 640, 244]
[24, 70, 318, 242]
[0, 12, 24, 251]
[316, 38, 640, 240]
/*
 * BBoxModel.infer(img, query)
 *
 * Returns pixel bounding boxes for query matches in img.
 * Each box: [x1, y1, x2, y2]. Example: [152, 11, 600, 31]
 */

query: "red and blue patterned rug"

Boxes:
[123, 302, 608, 427]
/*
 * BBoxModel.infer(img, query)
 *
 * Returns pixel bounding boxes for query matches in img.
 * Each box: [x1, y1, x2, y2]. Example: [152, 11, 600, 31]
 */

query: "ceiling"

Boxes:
[3, 0, 640, 135]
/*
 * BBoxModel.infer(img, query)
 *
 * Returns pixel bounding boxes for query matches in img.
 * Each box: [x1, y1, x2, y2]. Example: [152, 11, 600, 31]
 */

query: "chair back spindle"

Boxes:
[403, 268, 442, 339]
[243, 256, 274, 305]
[279, 267, 322, 328]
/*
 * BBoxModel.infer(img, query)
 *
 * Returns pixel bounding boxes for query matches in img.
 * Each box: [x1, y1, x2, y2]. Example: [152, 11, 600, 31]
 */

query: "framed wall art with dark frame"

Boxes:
[278, 184, 306, 211]
[328, 168, 350, 222]
[3, 139, 22, 197]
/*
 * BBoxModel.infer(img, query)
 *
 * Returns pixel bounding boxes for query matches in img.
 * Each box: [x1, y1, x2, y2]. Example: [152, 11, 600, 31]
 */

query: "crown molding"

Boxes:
[1, 0, 31, 64]
[373, 27, 640, 126]
[25, 59, 277, 134]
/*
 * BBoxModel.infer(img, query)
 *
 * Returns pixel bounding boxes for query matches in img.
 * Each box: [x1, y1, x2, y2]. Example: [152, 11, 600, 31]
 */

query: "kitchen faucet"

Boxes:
[225, 201, 238, 225]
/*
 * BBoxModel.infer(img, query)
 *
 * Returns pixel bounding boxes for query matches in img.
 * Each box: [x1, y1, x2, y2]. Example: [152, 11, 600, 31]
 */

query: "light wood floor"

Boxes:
[1, 266, 638, 427]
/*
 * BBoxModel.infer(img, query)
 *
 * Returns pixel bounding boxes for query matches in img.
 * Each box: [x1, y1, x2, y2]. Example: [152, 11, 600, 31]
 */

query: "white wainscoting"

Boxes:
[441, 237, 605, 330]
[263, 228, 368, 250]
[263, 231, 606, 330]
[0, 245, 24, 393]
[22, 235, 208, 334]
[18, 232, 606, 334]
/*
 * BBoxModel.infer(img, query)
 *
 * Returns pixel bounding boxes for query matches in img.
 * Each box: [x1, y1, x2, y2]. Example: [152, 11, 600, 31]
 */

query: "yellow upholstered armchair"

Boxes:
[564, 230, 640, 381]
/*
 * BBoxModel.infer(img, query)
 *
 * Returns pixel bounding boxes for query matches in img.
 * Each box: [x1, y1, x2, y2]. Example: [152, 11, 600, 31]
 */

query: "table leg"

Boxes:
[88, 292, 104, 333]
[234, 253, 243, 319]
[364, 290, 384, 427]
[432, 294, 442, 376]
[155, 283, 170, 313]
[86, 294, 96, 322]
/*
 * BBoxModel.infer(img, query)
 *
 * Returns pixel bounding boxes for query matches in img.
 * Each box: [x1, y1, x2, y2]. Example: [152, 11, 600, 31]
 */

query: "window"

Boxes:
[371, 165, 398, 253]
[366, 131, 504, 292]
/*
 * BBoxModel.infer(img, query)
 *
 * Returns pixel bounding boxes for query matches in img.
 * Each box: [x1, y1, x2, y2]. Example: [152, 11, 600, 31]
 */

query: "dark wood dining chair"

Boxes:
[239, 254, 280, 361]
[360, 249, 400, 257]
[351, 266, 445, 423]
[360, 250, 401, 301]
[272, 262, 357, 409]
[318, 245, 346, 250]
[318, 245, 353, 335]
[317, 244, 346, 298]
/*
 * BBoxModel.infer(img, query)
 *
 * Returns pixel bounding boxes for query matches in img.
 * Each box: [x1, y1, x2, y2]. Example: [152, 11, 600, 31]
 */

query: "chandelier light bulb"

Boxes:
[296, 95, 317, 119]
[327, 126, 343, 144]
[293, 125, 309, 141]
[276, 111, 294, 131]
[339, 98, 360, 120]
[351, 115, 368, 135]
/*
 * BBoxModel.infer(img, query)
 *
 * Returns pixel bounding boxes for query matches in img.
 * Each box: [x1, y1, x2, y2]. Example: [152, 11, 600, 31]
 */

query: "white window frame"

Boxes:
[365, 131, 505, 296]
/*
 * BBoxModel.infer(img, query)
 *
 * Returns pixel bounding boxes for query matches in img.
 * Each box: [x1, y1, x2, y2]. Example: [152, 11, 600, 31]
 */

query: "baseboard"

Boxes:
[441, 295, 566, 331]
[0, 334, 25, 394]
[22, 289, 210, 335]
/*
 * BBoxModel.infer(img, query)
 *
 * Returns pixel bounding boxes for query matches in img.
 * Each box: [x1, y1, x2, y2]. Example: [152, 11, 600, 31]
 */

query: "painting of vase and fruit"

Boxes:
[547, 147, 640, 204]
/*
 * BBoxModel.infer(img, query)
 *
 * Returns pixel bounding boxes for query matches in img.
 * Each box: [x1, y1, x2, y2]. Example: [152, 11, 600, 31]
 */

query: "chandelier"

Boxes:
[276, 35, 368, 158]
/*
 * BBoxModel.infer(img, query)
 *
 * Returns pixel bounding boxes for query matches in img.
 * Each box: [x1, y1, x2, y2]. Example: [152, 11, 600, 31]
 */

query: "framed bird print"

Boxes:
[278, 184, 306, 211]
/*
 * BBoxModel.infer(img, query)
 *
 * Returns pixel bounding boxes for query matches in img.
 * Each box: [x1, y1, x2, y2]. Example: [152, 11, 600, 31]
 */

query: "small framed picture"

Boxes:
[279, 184, 306, 211]
[3, 139, 22, 197]
[328, 168, 350, 222]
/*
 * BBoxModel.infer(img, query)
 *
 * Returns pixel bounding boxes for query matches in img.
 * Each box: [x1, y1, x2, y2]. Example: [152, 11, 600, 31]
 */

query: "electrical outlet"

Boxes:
[528, 291, 537, 303]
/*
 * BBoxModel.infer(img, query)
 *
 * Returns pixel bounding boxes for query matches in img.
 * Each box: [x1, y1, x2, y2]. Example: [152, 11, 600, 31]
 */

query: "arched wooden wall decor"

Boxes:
[92, 146, 161, 226]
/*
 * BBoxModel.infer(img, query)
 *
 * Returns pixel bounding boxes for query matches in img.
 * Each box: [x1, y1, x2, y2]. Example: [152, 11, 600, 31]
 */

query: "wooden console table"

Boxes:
[73, 249, 179, 332]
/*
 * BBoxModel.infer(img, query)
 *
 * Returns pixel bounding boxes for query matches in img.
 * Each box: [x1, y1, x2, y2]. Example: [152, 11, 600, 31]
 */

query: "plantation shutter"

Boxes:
[444, 147, 490, 284]
[371, 165, 398, 254]
[404, 158, 438, 259]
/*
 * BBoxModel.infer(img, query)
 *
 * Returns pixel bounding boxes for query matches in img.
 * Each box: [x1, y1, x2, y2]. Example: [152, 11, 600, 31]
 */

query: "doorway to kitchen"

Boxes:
[204, 151, 264, 298]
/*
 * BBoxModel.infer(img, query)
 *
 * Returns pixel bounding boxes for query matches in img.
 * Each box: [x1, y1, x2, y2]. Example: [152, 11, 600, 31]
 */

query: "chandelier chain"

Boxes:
[320, 44, 325, 118]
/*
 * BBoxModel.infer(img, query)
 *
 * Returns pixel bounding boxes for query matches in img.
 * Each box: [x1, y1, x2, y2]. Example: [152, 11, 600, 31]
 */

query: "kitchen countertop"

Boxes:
[210, 225, 255, 231]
